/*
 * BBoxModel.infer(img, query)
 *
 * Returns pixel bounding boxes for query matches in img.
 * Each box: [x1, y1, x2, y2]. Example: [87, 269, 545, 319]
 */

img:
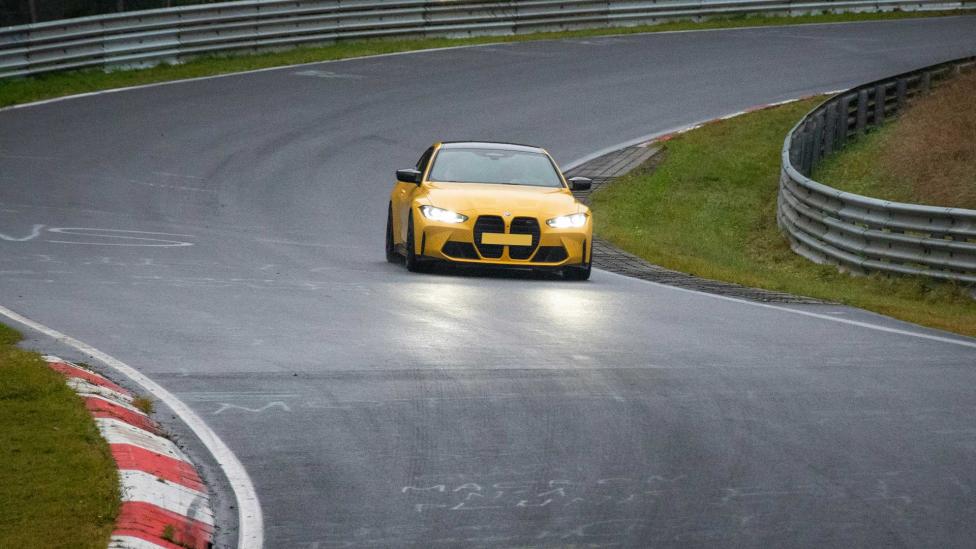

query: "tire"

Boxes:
[564, 261, 591, 281]
[565, 240, 593, 280]
[404, 213, 428, 273]
[385, 204, 399, 264]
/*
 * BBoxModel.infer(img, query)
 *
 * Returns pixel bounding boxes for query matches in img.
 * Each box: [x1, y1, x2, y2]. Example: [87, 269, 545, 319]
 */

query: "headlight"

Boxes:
[420, 205, 468, 224]
[546, 213, 587, 228]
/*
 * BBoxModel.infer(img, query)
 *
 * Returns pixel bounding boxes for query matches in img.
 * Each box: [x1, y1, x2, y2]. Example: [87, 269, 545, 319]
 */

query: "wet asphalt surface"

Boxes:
[2, 16, 976, 548]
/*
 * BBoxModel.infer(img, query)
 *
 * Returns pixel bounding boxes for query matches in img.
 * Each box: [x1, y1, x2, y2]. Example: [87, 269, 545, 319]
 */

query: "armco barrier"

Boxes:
[0, 0, 970, 79]
[777, 57, 976, 284]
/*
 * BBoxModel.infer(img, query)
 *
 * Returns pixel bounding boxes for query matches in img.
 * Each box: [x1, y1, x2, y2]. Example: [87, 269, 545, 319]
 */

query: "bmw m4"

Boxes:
[386, 141, 594, 280]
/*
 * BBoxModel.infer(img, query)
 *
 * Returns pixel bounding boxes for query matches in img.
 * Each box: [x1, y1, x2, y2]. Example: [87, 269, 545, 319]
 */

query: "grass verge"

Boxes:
[815, 68, 976, 209]
[0, 10, 972, 109]
[590, 98, 976, 338]
[0, 323, 119, 548]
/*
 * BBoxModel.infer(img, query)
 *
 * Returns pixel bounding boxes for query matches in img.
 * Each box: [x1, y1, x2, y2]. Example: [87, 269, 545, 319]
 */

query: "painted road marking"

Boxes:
[109, 535, 172, 549]
[0, 224, 44, 241]
[46, 228, 194, 247]
[67, 377, 135, 403]
[0, 225, 195, 247]
[85, 395, 159, 434]
[97, 417, 190, 461]
[83, 391, 143, 414]
[294, 69, 364, 79]
[50, 357, 216, 548]
[114, 501, 214, 548]
[119, 469, 214, 525]
[0, 307, 264, 549]
[111, 443, 206, 492]
[214, 401, 292, 414]
[47, 357, 131, 394]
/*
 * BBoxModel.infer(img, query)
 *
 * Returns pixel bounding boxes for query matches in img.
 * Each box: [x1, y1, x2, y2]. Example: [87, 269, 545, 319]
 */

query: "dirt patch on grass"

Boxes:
[882, 69, 976, 208]
[817, 68, 976, 209]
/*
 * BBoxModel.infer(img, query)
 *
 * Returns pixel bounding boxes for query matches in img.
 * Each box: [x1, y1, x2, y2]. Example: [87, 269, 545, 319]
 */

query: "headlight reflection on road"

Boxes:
[390, 280, 493, 366]
[534, 286, 605, 329]
[399, 281, 481, 334]
[383, 280, 607, 367]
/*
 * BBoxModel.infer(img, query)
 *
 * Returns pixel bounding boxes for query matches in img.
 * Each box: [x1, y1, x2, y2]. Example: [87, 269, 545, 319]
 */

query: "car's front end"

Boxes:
[413, 199, 592, 269]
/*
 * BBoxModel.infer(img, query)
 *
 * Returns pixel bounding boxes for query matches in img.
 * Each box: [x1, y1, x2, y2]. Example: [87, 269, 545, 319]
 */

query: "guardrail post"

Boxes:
[921, 71, 932, 92]
[811, 113, 825, 170]
[807, 118, 816, 170]
[855, 89, 868, 135]
[804, 126, 816, 175]
[790, 134, 801, 167]
[823, 103, 837, 156]
[800, 129, 813, 173]
[873, 84, 886, 127]
[895, 77, 908, 111]
[836, 95, 851, 148]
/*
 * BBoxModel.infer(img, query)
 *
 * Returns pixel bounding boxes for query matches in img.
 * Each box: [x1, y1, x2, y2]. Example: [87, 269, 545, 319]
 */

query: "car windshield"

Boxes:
[427, 148, 564, 188]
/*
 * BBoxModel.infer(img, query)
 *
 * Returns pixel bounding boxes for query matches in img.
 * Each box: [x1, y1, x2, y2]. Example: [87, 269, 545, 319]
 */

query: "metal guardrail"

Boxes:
[0, 0, 970, 79]
[777, 57, 976, 284]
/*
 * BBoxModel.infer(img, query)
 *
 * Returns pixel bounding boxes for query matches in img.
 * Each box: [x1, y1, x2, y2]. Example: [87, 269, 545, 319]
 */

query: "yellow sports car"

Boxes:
[386, 141, 593, 280]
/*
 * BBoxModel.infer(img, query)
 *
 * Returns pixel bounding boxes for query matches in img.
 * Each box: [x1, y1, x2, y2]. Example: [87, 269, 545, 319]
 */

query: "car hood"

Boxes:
[423, 182, 584, 218]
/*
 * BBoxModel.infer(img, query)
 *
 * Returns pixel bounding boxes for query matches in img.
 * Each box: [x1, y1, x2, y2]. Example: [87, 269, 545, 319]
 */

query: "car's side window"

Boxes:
[416, 147, 434, 176]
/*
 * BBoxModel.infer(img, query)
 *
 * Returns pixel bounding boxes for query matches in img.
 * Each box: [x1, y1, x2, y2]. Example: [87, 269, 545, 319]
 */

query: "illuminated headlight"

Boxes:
[546, 213, 588, 228]
[420, 205, 468, 224]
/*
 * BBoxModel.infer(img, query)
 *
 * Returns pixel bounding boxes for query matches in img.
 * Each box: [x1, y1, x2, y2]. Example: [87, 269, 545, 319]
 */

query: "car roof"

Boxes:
[438, 141, 546, 154]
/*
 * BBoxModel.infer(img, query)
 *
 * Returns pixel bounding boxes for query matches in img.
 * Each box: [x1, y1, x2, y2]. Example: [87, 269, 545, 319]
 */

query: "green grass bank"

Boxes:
[590, 99, 976, 338]
[0, 10, 972, 109]
[0, 323, 119, 548]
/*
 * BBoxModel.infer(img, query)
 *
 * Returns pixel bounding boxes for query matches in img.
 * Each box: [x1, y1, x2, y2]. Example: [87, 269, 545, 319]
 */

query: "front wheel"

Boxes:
[385, 204, 399, 264]
[563, 261, 591, 281]
[404, 213, 428, 273]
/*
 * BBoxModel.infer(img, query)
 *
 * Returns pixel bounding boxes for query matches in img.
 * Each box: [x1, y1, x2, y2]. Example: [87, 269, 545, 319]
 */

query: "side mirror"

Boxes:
[568, 176, 592, 191]
[396, 168, 422, 185]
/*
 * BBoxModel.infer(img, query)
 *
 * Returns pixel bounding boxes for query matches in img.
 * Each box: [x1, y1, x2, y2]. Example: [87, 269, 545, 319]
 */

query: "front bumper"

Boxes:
[415, 213, 591, 267]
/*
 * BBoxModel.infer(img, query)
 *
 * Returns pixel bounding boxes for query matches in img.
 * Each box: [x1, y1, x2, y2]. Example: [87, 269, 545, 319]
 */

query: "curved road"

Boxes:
[3, 16, 976, 548]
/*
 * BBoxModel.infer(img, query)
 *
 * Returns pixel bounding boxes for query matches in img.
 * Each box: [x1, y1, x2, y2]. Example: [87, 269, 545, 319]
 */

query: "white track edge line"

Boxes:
[563, 93, 844, 171]
[0, 304, 263, 549]
[596, 269, 976, 349]
[2, 15, 968, 115]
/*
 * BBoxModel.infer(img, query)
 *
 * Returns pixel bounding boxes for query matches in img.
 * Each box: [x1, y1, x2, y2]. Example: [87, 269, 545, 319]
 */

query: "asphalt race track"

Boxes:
[3, 16, 976, 548]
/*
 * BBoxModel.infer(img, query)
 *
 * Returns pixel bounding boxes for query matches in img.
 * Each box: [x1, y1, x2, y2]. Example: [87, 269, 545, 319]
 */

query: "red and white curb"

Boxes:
[44, 356, 214, 549]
